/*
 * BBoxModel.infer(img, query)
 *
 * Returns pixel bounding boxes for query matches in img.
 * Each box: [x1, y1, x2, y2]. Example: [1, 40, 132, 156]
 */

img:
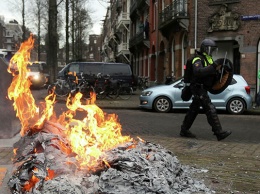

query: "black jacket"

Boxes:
[191, 52, 217, 89]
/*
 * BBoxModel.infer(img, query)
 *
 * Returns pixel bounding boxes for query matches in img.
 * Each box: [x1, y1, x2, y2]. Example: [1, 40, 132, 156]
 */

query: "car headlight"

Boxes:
[33, 74, 40, 80]
[141, 91, 153, 96]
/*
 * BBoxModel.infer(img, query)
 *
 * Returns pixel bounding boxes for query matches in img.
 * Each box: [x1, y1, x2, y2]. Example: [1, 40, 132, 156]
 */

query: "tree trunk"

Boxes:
[65, 0, 69, 64]
[22, 0, 26, 42]
[37, 0, 41, 61]
[47, 0, 58, 83]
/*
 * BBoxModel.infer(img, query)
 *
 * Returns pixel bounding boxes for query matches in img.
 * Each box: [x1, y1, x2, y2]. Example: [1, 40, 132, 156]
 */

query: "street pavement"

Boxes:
[0, 89, 260, 193]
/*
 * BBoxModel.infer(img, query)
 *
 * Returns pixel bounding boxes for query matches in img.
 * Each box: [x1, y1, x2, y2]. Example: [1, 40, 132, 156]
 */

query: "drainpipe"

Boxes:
[194, 0, 198, 50]
[156, 1, 159, 82]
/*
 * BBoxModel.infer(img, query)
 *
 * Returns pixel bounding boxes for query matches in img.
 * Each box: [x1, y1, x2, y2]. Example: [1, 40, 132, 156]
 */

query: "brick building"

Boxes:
[188, 0, 260, 99]
[101, 0, 260, 99]
[86, 34, 102, 62]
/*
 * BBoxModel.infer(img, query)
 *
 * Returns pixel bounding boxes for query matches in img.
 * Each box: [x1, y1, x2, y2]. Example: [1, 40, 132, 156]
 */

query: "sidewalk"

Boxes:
[1, 90, 260, 193]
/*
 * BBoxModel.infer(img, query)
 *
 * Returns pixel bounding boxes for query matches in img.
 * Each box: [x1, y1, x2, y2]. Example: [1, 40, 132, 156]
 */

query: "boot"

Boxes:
[214, 130, 232, 141]
[180, 129, 196, 138]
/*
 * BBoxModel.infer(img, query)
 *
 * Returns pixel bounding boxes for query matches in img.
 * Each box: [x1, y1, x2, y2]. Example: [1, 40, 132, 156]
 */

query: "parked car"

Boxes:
[57, 62, 137, 90]
[139, 75, 252, 114]
[27, 63, 48, 89]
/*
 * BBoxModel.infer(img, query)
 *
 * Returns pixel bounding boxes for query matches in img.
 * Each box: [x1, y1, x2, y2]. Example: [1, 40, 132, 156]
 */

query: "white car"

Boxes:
[139, 75, 253, 114]
[27, 65, 48, 88]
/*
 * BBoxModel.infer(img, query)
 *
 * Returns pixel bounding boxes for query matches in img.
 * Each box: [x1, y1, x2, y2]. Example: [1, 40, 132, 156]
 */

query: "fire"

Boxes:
[8, 34, 132, 173]
[7, 34, 53, 136]
[58, 92, 132, 170]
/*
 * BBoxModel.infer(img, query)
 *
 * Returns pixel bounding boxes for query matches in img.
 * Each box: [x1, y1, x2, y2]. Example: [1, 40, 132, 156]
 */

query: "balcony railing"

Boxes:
[117, 12, 130, 26]
[159, 0, 188, 27]
[130, 1, 137, 16]
[129, 31, 149, 48]
[130, 0, 149, 16]
[118, 42, 129, 53]
[136, 0, 146, 10]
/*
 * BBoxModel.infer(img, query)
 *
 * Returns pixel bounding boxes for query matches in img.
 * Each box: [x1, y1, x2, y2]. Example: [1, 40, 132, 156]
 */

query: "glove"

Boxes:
[212, 62, 218, 69]
[213, 62, 222, 71]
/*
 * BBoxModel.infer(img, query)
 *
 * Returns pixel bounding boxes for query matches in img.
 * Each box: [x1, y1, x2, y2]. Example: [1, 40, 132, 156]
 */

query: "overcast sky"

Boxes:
[0, 0, 108, 35]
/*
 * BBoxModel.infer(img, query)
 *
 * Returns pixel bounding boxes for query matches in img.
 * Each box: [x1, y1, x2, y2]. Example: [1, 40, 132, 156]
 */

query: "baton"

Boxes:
[220, 52, 227, 83]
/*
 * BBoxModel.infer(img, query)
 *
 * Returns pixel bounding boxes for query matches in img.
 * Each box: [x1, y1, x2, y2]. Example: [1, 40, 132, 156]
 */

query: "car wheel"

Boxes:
[153, 96, 172, 113]
[227, 97, 245, 114]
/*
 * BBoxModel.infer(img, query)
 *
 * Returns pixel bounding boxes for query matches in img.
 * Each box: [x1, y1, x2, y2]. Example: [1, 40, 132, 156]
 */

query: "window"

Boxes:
[104, 64, 131, 76]
[81, 63, 103, 75]
[69, 64, 80, 73]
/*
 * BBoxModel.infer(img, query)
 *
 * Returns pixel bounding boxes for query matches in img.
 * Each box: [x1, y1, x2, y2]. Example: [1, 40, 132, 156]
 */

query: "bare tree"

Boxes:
[70, 0, 92, 61]
[22, 0, 26, 41]
[65, 0, 70, 63]
[47, 0, 58, 83]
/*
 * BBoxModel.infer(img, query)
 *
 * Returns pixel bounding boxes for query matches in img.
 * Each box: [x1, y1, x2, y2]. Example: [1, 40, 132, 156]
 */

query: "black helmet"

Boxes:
[200, 39, 217, 56]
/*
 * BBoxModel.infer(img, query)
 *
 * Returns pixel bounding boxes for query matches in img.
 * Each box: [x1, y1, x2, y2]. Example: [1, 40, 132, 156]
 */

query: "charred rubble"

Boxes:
[8, 121, 213, 194]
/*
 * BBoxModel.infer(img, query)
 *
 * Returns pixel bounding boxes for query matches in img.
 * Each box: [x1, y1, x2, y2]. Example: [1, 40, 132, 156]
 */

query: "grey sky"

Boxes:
[0, 0, 108, 34]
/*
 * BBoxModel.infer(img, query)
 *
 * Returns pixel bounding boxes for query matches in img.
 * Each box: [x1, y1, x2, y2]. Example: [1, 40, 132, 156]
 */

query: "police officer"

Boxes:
[180, 39, 232, 141]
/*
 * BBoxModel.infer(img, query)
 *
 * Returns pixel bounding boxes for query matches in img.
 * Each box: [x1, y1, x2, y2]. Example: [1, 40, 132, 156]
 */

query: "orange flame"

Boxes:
[8, 35, 133, 171]
[58, 92, 132, 170]
[7, 34, 55, 136]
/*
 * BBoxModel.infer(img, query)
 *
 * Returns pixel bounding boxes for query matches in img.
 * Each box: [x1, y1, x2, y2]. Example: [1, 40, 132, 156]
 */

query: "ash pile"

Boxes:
[8, 122, 213, 194]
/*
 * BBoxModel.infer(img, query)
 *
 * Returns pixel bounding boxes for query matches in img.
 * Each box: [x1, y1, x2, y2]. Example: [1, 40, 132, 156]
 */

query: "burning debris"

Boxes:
[8, 126, 212, 193]
[7, 34, 214, 193]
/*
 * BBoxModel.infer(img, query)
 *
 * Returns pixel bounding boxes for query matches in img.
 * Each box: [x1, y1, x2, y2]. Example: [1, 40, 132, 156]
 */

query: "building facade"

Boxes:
[189, 0, 260, 99]
[100, 0, 260, 100]
[86, 34, 102, 62]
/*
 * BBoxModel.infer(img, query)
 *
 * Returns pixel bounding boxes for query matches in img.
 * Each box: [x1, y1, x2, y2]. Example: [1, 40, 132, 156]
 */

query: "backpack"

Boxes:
[183, 55, 204, 84]
[181, 55, 200, 101]
[183, 57, 194, 84]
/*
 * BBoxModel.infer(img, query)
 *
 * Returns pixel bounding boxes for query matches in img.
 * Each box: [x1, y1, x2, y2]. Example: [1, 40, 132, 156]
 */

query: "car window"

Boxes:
[104, 63, 131, 76]
[173, 78, 185, 88]
[69, 63, 80, 73]
[28, 66, 40, 72]
[81, 63, 103, 76]
[230, 78, 236, 85]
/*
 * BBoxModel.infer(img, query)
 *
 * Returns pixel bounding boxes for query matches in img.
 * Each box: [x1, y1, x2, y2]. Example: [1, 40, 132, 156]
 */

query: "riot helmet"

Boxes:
[200, 39, 218, 56]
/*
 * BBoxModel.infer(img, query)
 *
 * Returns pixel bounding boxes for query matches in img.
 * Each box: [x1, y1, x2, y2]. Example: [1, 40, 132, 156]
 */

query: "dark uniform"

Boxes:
[180, 39, 232, 141]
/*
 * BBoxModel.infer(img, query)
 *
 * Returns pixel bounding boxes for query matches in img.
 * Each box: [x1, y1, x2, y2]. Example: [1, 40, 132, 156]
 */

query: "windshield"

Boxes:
[28, 66, 41, 72]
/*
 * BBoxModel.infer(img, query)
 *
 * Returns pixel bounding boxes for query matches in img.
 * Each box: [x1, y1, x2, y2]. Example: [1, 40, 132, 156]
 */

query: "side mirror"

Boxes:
[178, 83, 184, 88]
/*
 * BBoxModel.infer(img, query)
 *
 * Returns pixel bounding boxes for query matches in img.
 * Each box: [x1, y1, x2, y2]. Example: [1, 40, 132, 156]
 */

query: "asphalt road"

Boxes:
[32, 88, 260, 144]
[102, 109, 260, 144]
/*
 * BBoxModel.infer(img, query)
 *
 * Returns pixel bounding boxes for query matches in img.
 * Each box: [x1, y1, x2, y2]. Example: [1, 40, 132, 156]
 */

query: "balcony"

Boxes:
[159, 0, 189, 37]
[117, 12, 130, 30]
[130, 1, 138, 19]
[117, 42, 130, 55]
[136, 0, 147, 10]
[116, 0, 122, 12]
[129, 31, 149, 52]
[130, 0, 149, 19]
[117, 42, 130, 63]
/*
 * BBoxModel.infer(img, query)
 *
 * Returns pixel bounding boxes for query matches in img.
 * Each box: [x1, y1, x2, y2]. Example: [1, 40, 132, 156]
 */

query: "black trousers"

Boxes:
[181, 85, 222, 133]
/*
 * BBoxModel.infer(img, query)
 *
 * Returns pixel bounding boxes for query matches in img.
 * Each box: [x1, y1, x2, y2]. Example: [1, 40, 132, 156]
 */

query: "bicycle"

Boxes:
[48, 72, 95, 101]
[138, 76, 149, 91]
[74, 72, 95, 101]
[94, 74, 133, 100]
[94, 74, 116, 100]
[47, 78, 72, 97]
[116, 79, 133, 100]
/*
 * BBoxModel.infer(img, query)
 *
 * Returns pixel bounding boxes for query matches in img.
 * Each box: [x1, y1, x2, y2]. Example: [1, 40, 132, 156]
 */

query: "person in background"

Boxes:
[180, 39, 232, 141]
